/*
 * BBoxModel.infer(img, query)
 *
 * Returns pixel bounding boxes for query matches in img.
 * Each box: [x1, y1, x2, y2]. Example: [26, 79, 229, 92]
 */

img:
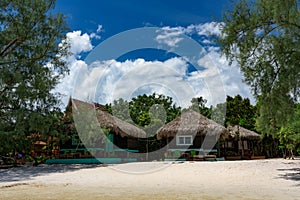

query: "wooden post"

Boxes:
[146, 138, 149, 161]
[166, 137, 169, 150]
[238, 125, 245, 159]
[217, 140, 220, 158]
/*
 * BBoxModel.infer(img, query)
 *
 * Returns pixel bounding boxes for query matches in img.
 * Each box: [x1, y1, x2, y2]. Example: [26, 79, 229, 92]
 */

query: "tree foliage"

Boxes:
[106, 93, 181, 134]
[220, 0, 300, 136]
[129, 93, 181, 127]
[186, 97, 212, 118]
[0, 0, 69, 156]
[105, 93, 181, 155]
[213, 95, 256, 130]
[225, 95, 256, 130]
[277, 104, 300, 156]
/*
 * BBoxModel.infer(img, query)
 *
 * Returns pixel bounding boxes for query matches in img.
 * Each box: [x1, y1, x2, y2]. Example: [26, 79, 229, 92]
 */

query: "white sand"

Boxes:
[0, 158, 299, 200]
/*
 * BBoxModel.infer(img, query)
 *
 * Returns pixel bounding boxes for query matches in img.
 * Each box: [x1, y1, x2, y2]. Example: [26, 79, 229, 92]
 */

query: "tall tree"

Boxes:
[213, 95, 256, 130]
[224, 95, 257, 158]
[0, 0, 69, 156]
[105, 93, 181, 159]
[129, 93, 181, 128]
[105, 93, 181, 134]
[219, 0, 300, 137]
[187, 97, 212, 118]
[277, 104, 300, 158]
[225, 95, 256, 130]
[109, 98, 132, 123]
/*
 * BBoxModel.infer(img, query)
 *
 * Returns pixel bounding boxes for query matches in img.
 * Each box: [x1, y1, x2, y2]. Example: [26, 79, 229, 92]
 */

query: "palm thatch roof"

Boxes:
[96, 108, 147, 138]
[227, 125, 261, 140]
[72, 99, 146, 138]
[156, 109, 228, 139]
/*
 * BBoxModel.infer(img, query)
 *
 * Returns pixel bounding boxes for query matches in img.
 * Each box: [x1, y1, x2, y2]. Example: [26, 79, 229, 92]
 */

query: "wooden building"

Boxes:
[156, 110, 228, 161]
[52, 98, 146, 163]
[222, 125, 263, 160]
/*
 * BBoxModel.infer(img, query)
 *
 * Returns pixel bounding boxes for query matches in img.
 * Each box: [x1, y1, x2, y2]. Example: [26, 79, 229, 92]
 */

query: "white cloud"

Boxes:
[186, 22, 224, 37]
[155, 22, 224, 48]
[155, 26, 185, 47]
[90, 33, 101, 40]
[56, 60, 88, 104]
[200, 52, 253, 104]
[89, 24, 103, 40]
[72, 57, 197, 108]
[71, 52, 254, 108]
[202, 39, 212, 44]
[55, 23, 254, 110]
[65, 31, 93, 56]
[54, 29, 99, 108]
[96, 24, 103, 33]
[154, 22, 254, 104]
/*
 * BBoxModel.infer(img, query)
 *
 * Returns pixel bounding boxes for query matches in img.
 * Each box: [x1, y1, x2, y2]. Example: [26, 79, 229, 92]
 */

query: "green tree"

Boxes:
[0, 0, 69, 157]
[105, 93, 181, 159]
[105, 93, 181, 134]
[129, 93, 181, 160]
[219, 0, 300, 137]
[225, 95, 256, 130]
[212, 102, 227, 125]
[109, 98, 132, 123]
[223, 95, 257, 158]
[129, 93, 181, 128]
[278, 104, 300, 157]
[187, 97, 212, 118]
[212, 95, 256, 129]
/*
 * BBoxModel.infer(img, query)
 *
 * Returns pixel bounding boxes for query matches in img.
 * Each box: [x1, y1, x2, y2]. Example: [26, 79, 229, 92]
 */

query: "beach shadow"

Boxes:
[277, 167, 300, 186]
[0, 164, 104, 184]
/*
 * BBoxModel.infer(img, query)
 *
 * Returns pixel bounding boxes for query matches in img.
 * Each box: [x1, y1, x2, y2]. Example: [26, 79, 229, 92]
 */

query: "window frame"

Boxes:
[176, 135, 193, 146]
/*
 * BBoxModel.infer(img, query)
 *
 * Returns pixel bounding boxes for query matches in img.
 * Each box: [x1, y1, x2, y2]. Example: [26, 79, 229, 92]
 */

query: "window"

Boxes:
[238, 141, 248, 150]
[226, 141, 233, 148]
[176, 135, 193, 146]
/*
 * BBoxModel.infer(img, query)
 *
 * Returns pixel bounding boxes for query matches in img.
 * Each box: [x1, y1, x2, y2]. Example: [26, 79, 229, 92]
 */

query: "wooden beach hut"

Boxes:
[95, 103, 147, 151]
[73, 98, 146, 151]
[223, 125, 263, 160]
[54, 99, 146, 163]
[156, 109, 228, 161]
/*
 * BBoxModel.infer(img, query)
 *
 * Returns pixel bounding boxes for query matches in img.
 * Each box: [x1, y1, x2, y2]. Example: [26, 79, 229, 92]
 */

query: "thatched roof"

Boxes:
[227, 125, 261, 140]
[72, 99, 146, 138]
[156, 109, 228, 139]
[96, 108, 147, 138]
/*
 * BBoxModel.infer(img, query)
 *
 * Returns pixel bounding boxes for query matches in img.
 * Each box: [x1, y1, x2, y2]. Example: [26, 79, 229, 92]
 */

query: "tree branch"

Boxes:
[0, 38, 19, 57]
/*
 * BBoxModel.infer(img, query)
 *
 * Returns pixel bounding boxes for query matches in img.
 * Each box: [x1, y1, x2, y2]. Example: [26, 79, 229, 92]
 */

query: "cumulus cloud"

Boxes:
[196, 50, 254, 104]
[155, 22, 224, 48]
[155, 26, 185, 47]
[71, 51, 253, 109]
[65, 31, 93, 56]
[186, 22, 224, 37]
[54, 29, 98, 107]
[56, 22, 254, 110]
[72, 57, 199, 108]
[155, 22, 254, 104]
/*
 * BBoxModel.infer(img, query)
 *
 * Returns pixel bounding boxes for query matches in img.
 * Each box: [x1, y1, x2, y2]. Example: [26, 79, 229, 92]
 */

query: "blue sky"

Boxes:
[55, 0, 229, 39]
[54, 0, 254, 108]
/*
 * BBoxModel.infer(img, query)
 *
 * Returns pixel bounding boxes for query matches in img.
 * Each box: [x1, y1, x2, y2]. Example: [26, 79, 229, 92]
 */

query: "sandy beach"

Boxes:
[0, 158, 299, 200]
